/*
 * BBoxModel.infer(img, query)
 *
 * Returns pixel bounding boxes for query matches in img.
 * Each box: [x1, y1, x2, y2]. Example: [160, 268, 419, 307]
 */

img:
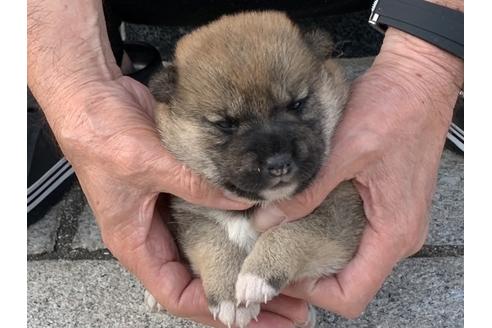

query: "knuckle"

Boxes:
[177, 166, 210, 202]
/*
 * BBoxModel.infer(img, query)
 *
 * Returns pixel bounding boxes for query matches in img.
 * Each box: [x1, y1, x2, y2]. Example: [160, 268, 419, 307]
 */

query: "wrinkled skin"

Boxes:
[253, 28, 463, 318]
[46, 76, 310, 328]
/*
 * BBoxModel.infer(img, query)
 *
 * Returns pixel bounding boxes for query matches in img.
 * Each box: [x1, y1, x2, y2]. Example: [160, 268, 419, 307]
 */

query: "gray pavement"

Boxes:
[28, 258, 463, 328]
[27, 57, 464, 327]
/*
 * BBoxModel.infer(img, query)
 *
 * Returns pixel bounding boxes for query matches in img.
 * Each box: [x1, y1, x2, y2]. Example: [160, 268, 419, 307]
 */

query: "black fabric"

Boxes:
[27, 89, 74, 226]
[445, 96, 464, 154]
[103, 0, 373, 66]
[103, 0, 124, 66]
[124, 42, 163, 85]
[106, 0, 372, 26]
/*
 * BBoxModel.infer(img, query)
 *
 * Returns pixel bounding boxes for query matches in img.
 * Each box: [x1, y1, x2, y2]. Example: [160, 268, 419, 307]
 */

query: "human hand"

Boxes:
[28, 0, 312, 324]
[41, 75, 311, 327]
[252, 28, 463, 318]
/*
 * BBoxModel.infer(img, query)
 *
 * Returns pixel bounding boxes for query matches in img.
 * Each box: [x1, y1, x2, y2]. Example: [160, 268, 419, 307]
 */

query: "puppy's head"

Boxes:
[151, 11, 347, 202]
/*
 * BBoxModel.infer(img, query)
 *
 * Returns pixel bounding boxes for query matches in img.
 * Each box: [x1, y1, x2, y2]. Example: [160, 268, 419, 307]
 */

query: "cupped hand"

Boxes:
[252, 29, 463, 318]
[50, 75, 310, 327]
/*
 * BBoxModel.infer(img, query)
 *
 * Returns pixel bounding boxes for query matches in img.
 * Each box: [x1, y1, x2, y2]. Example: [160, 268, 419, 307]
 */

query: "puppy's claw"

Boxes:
[236, 273, 278, 306]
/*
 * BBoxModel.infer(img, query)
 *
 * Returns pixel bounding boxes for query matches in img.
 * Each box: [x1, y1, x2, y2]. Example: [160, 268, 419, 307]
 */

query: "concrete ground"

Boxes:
[28, 11, 463, 328]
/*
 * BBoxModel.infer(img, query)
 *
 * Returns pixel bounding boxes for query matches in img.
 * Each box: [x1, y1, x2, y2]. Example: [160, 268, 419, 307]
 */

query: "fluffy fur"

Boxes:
[146, 11, 366, 328]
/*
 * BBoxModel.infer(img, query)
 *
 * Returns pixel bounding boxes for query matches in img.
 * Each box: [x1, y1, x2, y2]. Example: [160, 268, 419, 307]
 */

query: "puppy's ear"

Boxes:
[302, 29, 334, 60]
[148, 63, 177, 104]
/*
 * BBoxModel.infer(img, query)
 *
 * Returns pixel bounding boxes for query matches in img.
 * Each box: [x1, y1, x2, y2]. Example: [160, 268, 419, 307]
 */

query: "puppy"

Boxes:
[145, 11, 365, 328]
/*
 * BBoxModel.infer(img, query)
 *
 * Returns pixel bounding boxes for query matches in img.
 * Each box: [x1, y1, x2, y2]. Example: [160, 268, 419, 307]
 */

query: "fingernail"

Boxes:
[252, 206, 288, 231]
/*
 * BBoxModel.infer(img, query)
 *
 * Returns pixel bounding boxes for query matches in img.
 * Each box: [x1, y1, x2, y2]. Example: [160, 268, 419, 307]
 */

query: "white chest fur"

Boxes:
[213, 211, 258, 253]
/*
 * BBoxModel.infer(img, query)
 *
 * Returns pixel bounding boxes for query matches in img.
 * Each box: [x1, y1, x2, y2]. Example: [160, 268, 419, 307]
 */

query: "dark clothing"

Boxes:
[103, 0, 372, 65]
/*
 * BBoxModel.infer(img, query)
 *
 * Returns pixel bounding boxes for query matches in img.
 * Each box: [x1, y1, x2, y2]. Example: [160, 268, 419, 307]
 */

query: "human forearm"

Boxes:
[27, 0, 120, 127]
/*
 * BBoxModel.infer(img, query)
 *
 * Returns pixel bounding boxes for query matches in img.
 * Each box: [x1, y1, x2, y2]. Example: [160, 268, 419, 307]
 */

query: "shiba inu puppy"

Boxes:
[145, 11, 365, 328]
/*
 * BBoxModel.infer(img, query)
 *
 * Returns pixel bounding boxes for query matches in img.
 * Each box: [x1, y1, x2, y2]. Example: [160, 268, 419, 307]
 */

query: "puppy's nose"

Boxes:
[265, 154, 293, 177]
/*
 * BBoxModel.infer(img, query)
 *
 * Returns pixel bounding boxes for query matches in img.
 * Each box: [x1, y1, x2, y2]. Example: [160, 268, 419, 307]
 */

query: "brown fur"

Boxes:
[147, 11, 365, 328]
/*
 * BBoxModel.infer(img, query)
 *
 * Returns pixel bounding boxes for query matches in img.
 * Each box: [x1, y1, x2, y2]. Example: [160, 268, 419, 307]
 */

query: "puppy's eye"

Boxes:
[287, 97, 307, 113]
[214, 118, 238, 133]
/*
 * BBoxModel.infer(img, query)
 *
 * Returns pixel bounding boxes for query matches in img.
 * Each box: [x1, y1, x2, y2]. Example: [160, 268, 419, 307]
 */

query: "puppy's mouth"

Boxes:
[269, 177, 295, 189]
[224, 182, 264, 201]
[225, 180, 298, 202]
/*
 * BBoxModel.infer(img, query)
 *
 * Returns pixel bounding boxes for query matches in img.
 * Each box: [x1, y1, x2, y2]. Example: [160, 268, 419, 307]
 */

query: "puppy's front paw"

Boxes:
[235, 273, 279, 305]
[144, 289, 164, 312]
[209, 300, 260, 328]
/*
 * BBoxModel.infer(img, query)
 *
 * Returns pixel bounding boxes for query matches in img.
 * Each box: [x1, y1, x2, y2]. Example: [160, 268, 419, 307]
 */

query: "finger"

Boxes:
[130, 214, 298, 327]
[252, 142, 354, 231]
[252, 126, 381, 230]
[252, 161, 342, 231]
[105, 202, 212, 319]
[146, 146, 252, 211]
[261, 294, 309, 326]
[249, 311, 296, 328]
[282, 227, 400, 319]
[115, 77, 251, 211]
[166, 282, 304, 327]
[137, 138, 252, 210]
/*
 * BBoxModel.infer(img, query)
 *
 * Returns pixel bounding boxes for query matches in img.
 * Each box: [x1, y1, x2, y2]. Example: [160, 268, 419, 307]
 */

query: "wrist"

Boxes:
[368, 0, 463, 106]
[28, 0, 121, 122]
[38, 79, 121, 160]
[371, 27, 463, 118]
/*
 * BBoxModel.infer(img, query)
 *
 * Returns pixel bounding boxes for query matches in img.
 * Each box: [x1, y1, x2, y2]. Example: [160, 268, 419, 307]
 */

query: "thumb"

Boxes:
[252, 161, 343, 231]
[152, 152, 252, 211]
[252, 130, 379, 231]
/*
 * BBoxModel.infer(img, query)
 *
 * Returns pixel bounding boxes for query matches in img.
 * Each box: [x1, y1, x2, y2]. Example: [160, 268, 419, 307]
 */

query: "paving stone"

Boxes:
[427, 150, 464, 245]
[27, 202, 62, 255]
[28, 260, 202, 328]
[71, 203, 105, 251]
[28, 257, 462, 328]
[317, 257, 463, 327]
